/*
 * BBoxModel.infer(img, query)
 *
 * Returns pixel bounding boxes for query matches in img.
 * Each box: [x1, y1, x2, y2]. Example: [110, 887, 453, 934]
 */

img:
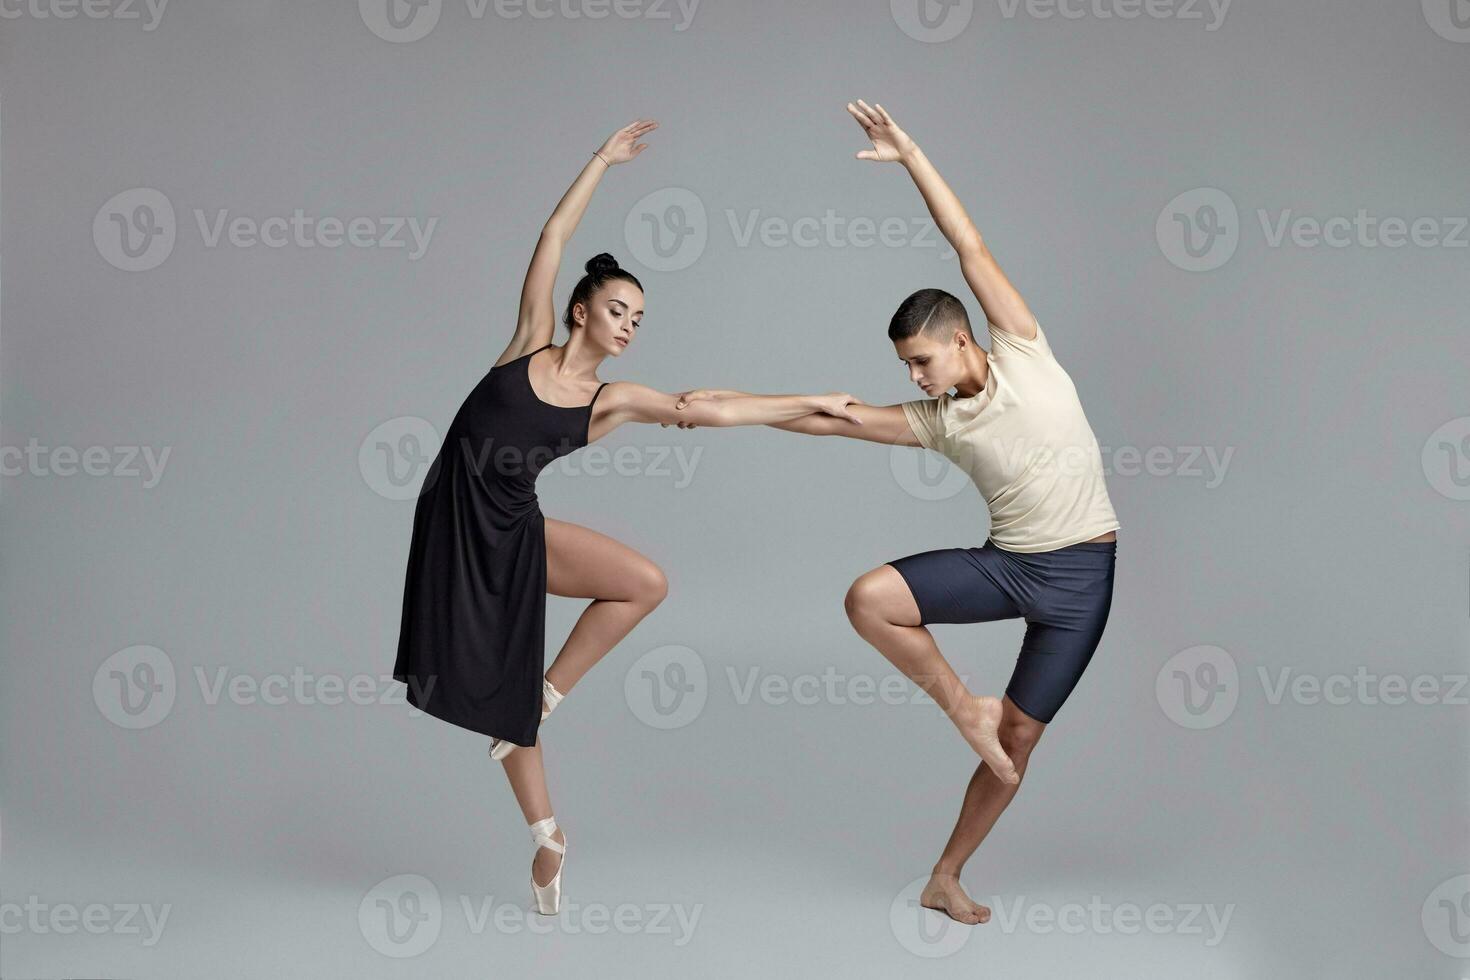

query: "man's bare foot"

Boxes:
[919, 873, 990, 925]
[952, 695, 1020, 784]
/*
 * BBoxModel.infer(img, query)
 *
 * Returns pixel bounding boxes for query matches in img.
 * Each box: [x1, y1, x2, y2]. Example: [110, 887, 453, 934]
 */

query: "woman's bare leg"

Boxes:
[500, 741, 564, 886]
[498, 516, 667, 885]
[844, 565, 1019, 783]
[541, 516, 668, 692]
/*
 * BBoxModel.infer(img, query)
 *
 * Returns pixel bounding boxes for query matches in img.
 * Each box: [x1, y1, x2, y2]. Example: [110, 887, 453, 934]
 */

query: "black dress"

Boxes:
[393, 343, 608, 746]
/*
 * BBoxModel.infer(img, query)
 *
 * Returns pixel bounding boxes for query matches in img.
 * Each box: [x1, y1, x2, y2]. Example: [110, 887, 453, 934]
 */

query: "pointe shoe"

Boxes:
[490, 677, 565, 761]
[528, 815, 566, 915]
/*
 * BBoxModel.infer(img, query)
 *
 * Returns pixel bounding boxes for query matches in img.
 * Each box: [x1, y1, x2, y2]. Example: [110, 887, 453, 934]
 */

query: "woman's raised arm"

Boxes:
[495, 119, 658, 366]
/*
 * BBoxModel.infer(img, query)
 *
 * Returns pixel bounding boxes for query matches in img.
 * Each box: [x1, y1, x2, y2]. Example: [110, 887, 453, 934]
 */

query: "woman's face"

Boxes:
[574, 280, 644, 357]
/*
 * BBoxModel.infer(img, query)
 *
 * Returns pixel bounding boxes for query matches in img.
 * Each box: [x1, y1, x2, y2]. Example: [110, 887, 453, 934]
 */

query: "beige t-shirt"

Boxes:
[900, 317, 1120, 553]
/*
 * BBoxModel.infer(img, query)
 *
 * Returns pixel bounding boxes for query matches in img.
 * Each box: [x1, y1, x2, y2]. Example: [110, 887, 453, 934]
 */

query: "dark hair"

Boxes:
[563, 253, 643, 331]
[887, 288, 971, 342]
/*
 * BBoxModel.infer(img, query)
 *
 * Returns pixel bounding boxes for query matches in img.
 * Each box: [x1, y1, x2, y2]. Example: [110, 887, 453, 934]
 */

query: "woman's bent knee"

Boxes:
[635, 562, 669, 607]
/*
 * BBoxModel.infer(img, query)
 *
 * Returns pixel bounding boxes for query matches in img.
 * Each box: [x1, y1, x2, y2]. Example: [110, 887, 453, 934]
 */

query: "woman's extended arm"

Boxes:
[587, 384, 864, 442]
[672, 388, 921, 446]
[846, 100, 1035, 340]
[495, 119, 658, 367]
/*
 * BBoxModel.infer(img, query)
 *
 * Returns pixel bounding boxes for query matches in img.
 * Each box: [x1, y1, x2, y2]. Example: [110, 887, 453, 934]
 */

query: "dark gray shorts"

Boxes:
[887, 538, 1117, 723]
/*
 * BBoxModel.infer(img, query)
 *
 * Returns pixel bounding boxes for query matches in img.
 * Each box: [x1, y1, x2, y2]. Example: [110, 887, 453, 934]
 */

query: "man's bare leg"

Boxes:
[920, 696, 1046, 924]
[844, 566, 1019, 783]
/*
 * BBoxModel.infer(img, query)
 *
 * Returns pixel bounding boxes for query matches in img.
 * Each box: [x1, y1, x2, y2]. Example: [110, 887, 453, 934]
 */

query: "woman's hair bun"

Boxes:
[585, 252, 620, 276]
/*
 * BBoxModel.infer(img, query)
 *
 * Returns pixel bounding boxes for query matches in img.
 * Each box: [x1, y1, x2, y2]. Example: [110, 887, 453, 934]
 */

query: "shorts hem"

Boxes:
[1003, 688, 1054, 725]
[884, 561, 931, 625]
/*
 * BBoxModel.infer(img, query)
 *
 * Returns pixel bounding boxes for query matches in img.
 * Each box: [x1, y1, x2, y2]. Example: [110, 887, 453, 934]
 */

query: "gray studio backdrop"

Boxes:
[2, 1, 1467, 976]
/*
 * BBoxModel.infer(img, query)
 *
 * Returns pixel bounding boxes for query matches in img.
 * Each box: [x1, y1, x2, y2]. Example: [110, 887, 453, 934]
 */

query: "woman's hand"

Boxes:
[809, 392, 866, 424]
[846, 100, 917, 164]
[596, 119, 659, 166]
[663, 389, 865, 428]
[662, 388, 732, 428]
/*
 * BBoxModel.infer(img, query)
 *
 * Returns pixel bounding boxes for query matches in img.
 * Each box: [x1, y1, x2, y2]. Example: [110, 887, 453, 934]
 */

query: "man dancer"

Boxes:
[676, 101, 1121, 924]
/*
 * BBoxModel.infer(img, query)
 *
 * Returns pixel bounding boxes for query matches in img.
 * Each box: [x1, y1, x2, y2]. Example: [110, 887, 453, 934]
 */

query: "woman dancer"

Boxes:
[393, 119, 862, 915]
[675, 102, 1120, 926]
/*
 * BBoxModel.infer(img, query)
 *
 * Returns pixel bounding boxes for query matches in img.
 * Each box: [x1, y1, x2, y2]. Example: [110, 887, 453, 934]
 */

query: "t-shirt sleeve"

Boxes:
[899, 398, 943, 451]
[987, 314, 1054, 360]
